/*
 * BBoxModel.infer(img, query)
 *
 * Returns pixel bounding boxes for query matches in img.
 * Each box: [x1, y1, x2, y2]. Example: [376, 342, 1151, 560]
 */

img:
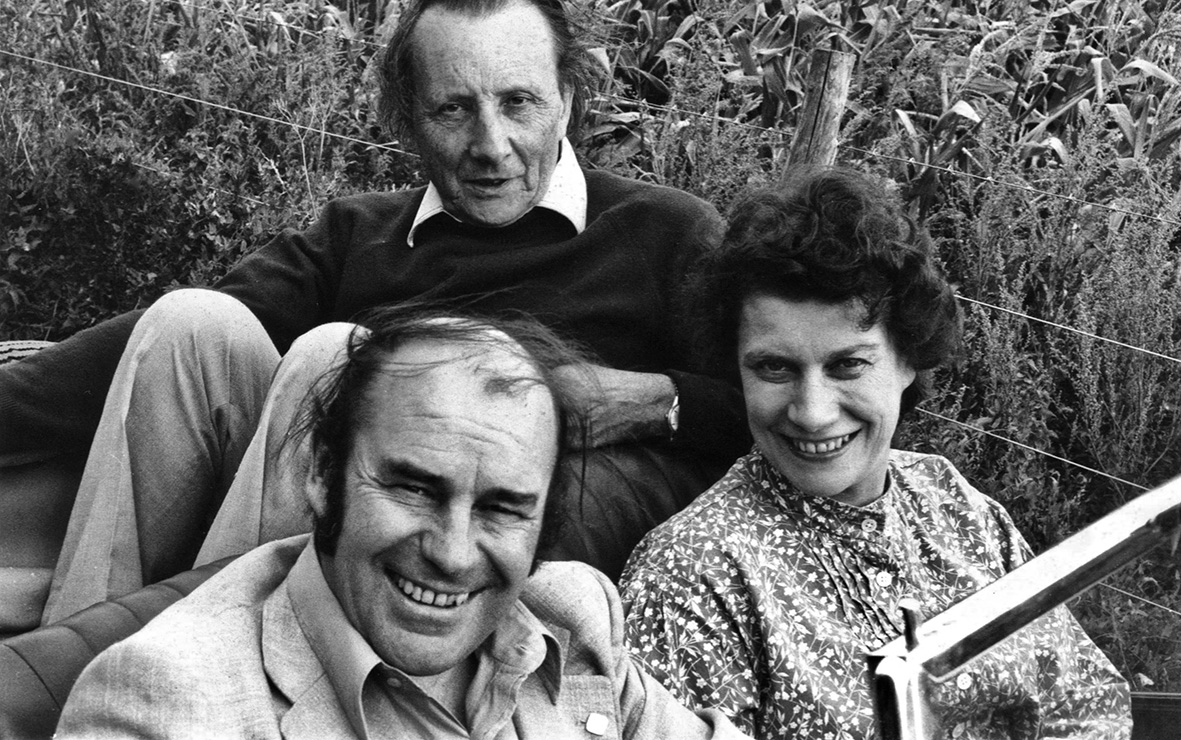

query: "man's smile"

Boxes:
[392, 572, 475, 609]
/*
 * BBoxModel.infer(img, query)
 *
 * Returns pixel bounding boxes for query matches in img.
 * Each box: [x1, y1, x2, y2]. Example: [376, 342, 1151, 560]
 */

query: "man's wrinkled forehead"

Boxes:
[354, 331, 562, 476]
[377, 327, 551, 403]
[409, 0, 561, 77]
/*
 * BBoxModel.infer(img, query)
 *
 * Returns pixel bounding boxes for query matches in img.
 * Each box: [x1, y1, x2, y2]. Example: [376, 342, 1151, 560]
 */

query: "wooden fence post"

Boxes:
[782, 47, 856, 176]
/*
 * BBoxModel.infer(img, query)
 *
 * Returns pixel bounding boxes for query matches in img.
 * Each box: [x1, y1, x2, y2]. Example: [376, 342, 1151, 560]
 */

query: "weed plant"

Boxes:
[1, 0, 415, 338]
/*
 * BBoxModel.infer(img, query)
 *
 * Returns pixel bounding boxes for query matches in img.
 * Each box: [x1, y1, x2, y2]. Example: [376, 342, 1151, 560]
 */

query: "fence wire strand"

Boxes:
[917, 410, 1150, 492]
[5, 45, 1178, 370]
[917, 409, 1181, 617]
[955, 295, 1181, 367]
[0, 48, 415, 158]
[1101, 583, 1181, 620]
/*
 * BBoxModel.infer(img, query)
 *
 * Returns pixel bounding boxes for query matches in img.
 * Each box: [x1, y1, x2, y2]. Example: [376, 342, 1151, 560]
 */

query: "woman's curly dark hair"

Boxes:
[689, 166, 962, 416]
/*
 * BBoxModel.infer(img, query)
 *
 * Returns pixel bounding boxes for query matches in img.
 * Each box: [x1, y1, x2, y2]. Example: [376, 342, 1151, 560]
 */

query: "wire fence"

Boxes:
[5, 7, 1178, 462]
[4, 44, 1178, 374]
[3, 2, 1179, 621]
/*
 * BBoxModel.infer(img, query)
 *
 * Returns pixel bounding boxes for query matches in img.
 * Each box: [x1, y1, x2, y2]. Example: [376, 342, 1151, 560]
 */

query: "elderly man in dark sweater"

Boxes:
[4, 0, 748, 624]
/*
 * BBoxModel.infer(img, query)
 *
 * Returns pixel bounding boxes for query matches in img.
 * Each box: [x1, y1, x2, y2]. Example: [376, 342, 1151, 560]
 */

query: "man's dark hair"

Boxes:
[291, 303, 589, 562]
[375, 0, 600, 144]
[689, 166, 962, 417]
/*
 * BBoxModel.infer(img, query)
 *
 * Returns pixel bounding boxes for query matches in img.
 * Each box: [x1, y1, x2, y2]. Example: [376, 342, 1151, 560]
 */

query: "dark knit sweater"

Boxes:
[0, 170, 749, 460]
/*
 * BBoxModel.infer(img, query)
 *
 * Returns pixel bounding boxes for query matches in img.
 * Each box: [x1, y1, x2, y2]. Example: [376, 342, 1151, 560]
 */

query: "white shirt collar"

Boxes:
[406, 138, 586, 247]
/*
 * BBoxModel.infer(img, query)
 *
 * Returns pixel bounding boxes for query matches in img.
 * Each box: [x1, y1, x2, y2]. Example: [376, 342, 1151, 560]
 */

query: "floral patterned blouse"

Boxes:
[620, 450, 1131, 740]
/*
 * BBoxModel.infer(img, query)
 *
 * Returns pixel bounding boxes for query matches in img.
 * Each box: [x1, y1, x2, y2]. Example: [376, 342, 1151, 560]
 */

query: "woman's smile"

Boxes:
[785, 430, 858, 457]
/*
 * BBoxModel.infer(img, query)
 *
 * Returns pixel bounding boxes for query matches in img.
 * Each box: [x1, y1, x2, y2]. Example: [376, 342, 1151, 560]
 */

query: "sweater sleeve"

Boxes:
[666, 368, 749, 461]
[662, 200, 751, 461]
[214, 198, 355, 354]
[0, 310, 143, 458]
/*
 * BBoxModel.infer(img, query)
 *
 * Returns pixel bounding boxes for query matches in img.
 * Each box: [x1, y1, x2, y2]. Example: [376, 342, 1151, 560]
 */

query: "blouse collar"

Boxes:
[745, 449, 905, 557]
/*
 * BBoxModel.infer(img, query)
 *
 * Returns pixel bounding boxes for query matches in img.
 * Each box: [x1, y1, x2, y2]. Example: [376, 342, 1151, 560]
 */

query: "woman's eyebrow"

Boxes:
[829, 342, 882, 356]
[741, 342, 882, 361]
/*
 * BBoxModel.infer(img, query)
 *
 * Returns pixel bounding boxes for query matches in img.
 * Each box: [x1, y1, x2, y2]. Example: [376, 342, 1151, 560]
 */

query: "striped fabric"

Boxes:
[0, 340, 54, 366]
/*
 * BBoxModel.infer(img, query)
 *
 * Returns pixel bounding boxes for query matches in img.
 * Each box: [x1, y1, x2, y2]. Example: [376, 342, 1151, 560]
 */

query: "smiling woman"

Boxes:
[619, 167, 1133, 739]
[737, 296, 915, 507]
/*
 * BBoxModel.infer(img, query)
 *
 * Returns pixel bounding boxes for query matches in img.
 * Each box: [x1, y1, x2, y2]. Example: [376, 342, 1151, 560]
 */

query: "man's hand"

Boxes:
[552, 364, 677, 449]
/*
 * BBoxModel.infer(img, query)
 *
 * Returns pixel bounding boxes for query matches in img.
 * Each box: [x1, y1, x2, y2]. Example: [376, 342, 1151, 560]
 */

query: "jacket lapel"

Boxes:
[262, 578, 357, 738]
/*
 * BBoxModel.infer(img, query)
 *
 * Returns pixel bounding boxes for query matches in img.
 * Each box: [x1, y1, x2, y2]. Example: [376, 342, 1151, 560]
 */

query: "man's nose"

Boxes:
[421, 508, 478, 576]
[468, 108, 512, 164]
[787, 377, 840, 431]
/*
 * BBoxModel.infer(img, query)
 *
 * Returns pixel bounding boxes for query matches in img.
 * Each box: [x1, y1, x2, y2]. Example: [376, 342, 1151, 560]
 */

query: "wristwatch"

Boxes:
[665, 382, 681, 440]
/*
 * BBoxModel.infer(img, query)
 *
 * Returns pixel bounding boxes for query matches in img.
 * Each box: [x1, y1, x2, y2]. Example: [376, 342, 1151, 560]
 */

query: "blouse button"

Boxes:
[874, 571, 893, 588]
[956, 672, 973, 691]
[861, 518, 879, 534]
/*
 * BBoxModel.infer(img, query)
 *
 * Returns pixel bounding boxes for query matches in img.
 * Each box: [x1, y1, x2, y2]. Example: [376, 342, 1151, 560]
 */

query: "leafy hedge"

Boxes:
[3, 0, 1179, 690]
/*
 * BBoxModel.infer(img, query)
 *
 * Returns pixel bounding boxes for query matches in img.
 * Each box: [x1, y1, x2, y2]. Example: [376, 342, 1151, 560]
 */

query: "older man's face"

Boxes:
[409, 1, 572, 227]
[318, 336, 559, 677]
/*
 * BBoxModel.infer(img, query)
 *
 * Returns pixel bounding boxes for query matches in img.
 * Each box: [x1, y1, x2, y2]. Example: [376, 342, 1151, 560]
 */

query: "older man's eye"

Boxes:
[503, 95, 539, 116]
[434, 103, 466, 119]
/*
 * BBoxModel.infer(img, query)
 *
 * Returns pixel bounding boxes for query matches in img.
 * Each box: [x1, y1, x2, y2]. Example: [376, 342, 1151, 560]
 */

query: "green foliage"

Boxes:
[0, 0, 414, 339]
[904, 115, 1181, 689]
[592, 0, 1181, 692]
[3, 0, 1179, 692]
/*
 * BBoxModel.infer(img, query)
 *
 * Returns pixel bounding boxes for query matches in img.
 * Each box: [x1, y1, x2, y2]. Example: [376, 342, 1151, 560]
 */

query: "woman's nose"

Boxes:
[786, 378, 840, 431]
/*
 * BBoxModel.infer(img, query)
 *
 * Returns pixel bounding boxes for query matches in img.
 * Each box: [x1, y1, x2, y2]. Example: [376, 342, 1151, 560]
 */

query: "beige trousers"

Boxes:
[43, 290, 283, 623]
[194, 323, 355, 566]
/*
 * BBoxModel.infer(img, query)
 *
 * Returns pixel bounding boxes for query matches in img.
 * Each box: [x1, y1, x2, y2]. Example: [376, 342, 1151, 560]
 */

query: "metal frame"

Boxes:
[866, 476, 1181, 740]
